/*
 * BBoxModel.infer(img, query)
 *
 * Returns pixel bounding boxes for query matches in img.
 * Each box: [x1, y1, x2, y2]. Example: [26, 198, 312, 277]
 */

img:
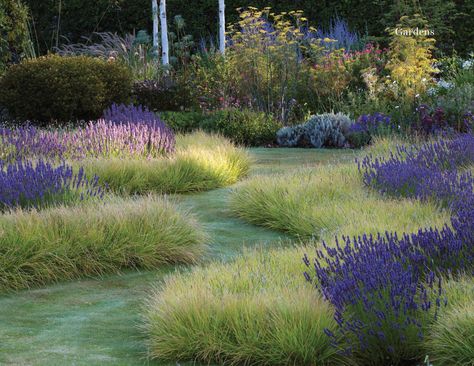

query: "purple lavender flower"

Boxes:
[0, 104, 175, 161]
[350, 113, 392, 134]
[305, 133, 474, 361]
[0, 159, 104, 210]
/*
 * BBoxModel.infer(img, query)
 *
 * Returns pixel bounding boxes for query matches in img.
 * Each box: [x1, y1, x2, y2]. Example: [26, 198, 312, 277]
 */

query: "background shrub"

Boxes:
[201, 109, 281, 146]
[276, 113, 353, 148]
[159, 111, 203, 133]
[0, 0, 33, 73]
[0, 55, 132, 124]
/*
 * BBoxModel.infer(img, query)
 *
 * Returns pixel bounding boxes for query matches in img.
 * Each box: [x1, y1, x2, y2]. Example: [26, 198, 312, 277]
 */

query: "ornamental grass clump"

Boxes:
[144, 247, 347, 366]
[306, 133, 474, 364]
[0, 159, 103, 210]
[0, 195, 207, 291]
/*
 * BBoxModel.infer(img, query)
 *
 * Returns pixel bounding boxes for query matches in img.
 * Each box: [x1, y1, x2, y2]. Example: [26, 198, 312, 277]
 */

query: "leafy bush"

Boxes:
[276, 113, 352, 148]
[159, 111, 203, 133]
[0, 195, 206, 291]
[0, 55, 132, 124]
[201, 109, 281, 146]
[0, 0, 33, 72]
[385, 15, 437, 100]
[190, 9, 336, 123]
[432, 84, 474, 132]
[347, 112, 393, 148]
[0, 159, 103, 210]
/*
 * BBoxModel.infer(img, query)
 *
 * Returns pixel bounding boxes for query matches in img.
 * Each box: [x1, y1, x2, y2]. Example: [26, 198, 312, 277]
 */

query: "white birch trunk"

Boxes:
[159, 0, 169, 65]
[218, 0, 226, 54]
[152, 0, 159, 59]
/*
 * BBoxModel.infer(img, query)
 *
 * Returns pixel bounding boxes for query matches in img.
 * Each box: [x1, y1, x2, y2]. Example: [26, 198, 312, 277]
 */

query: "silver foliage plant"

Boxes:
[276, 112, 353, 148]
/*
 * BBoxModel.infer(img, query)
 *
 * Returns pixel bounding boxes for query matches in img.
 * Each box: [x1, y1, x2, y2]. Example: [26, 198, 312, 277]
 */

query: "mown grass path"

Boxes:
[0, 148, 354, 366]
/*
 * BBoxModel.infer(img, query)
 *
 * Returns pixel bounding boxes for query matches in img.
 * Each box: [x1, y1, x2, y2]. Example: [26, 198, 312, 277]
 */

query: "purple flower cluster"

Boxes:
[349, 113, 392, 134]
[359, 135, 474, 200]
[0, 104, 175, 161]
[100, 103, 175, 156]
[314, 17, 361, 51]
[0, 125, 68, 161]
[0, 159, 104, 210]
[304, 133, 474, 360]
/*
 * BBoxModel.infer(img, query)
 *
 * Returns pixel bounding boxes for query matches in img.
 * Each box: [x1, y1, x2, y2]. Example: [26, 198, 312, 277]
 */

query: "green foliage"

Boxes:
[0, 0, 33, 73]
[201, 109, 281, 146]
[434, 84, 474, 132]
[0, 195, 207, 291]
[189, 9, 356, 122]
[159, 111, 203, 133]
[144, 246, 348, 365]
[346, 131, 372, 149]
[77, 132, 251, 194]
[276, 113, 352, 148]
[0, 55, 132, 124]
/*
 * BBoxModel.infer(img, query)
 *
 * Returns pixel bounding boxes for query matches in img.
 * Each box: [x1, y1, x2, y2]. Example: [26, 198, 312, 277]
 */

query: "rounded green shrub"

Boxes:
[201, 108, 281, 146]
[276, 113, 353, 148]
[159, 111, 204, 133]
[0, 55, 132, 124]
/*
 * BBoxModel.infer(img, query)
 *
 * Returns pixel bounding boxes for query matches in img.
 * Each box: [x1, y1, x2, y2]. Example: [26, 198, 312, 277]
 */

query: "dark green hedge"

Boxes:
[0, 55, 132, 124]
[25, 0, 472, 56]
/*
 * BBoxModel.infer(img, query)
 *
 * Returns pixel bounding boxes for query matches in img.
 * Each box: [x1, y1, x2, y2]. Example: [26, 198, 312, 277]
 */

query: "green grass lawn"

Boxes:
[0, 148, 353, 366]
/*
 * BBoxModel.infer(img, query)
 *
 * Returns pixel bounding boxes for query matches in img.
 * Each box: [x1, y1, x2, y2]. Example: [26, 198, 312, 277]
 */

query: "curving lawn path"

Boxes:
[0, 148, 355, 366]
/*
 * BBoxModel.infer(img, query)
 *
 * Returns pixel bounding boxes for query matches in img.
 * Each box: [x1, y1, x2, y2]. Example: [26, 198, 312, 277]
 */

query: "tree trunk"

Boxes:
[159, 0, 169, 65]
[152, 0, 159, 59]
[218, 0, 226, 54]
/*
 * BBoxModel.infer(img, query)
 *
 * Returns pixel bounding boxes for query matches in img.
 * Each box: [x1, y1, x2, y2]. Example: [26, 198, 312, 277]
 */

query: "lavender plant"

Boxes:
[0, 104, 175, 161]
[0, 159, 104, 210]
[305, 133, 474, 363]
[350, 113, 392, 134]
[314, 17, 362, 52]
[0, 125, 67, 162]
